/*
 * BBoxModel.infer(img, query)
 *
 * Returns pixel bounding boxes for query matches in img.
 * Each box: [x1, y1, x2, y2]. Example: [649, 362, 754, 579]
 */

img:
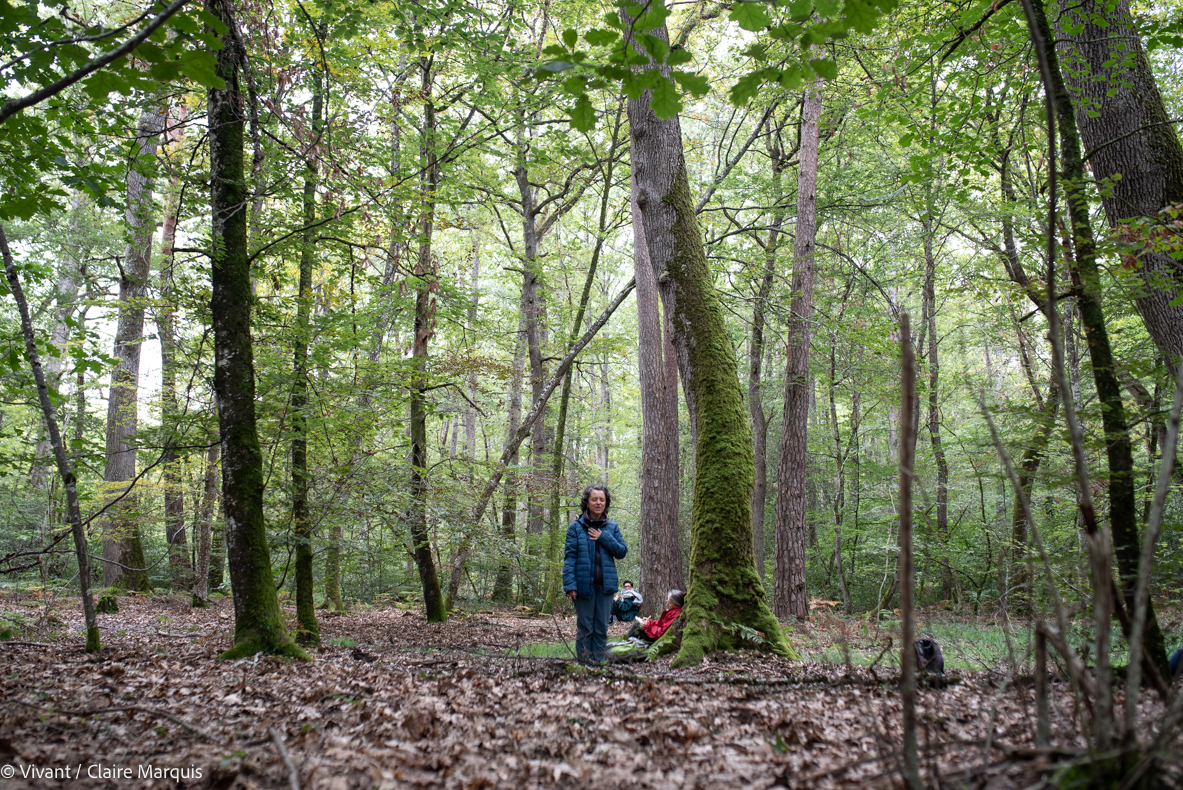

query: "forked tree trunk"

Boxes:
[102, 105, 164, 592]
[207, 0, 304, 659]
[627, 16, 791, 666]
[773, 83, 823, 620]
[291, 71, 323, 646]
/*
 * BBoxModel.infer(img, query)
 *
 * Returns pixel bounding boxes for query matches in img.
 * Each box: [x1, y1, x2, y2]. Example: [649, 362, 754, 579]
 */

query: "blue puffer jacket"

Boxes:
[562, 514, 627, 599]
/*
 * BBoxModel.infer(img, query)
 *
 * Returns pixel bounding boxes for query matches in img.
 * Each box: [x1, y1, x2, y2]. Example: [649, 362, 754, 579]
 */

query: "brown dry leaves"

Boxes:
[0, 593, 1176, 789]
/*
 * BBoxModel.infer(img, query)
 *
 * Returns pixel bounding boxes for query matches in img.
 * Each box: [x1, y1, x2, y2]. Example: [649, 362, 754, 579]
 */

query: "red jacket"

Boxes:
[644, 606, 682, 640]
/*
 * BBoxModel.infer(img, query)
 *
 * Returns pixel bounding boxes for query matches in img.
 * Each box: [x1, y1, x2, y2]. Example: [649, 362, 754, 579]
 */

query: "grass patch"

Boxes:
[507, 641, 575, 659]
[326, 636, 357, 648]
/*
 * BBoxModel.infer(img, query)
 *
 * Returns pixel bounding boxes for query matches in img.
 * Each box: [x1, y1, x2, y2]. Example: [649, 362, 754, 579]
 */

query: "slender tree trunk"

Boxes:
[1057, 0, 1183, 376]
[408, 55, 446, 623]
[207, 0, 304, 659]
[102, 105, 164, 592]
[773, 83, 823, 620]
[1009, 377, 1060, 613]
[922, 225, 952, 600]
[828, 340, 850, 612]
[898, 314, 923, 790]
[1, 226, 100, 651]
[291, 71, 323, 646]
[626, 14, 791, 666]
[158, 110, 191, 592]
[490, 325, 524, 604]
[193, 436, 220, 606]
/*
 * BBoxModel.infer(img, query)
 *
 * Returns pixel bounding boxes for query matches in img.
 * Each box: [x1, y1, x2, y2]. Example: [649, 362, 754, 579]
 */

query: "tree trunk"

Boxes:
[291, 71, 323, 646]
[1, 225, 100, 651]
[773, 83, 823, 620]
[408, 54, 446, 623]
[626, 16, 791, 666]
[922, 224, 952, 601]
[102, 105, 164, 592]
[193, 436, 220, 606]
[1056, 0, 1183, 377]
[490, 324, 524, 604]
[207, 0, 304, 659]
[634, 174, 684, 616]
[158, 110, 191, 592]
[748, 138, 787, 584]
[1029, 0, 1170, 675]
[828, 340, 850, 613]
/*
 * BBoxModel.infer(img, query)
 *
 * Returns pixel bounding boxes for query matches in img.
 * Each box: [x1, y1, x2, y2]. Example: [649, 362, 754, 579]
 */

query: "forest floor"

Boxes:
[1, 591, 1181, 789]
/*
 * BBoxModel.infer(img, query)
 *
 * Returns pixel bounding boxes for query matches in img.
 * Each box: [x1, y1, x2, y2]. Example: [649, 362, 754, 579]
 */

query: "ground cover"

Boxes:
[0, 592, 1180, 789]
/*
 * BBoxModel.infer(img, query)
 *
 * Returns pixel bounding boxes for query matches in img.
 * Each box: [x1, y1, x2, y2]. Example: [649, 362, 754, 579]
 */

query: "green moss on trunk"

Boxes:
[661, 170, 799, 667]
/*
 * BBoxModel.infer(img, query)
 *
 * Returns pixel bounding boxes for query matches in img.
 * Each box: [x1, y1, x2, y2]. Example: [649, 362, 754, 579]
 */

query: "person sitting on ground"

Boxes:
[609, 580, 643, 623]
[626, 589, 684, 643]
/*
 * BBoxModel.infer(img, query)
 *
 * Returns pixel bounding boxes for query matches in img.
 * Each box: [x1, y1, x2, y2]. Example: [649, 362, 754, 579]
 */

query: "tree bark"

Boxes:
[1056, 0, 1183, 376]
[921, 223, 952, 601]
[490, 327, 524, 605]
[626, 15, 791, 666]
[1028, 0, 1170, 675]
[408, 54, 447, 623]
[1, 225, 100, 651]
[192, 436, 220, 606]
[291, 70, 323, 645]
[207, 0, 304, 659]
[634, 174, 684, 616]
[102, 105, 164, 592]
[158, 109, 191, 592]
[773, 83, 823, 620]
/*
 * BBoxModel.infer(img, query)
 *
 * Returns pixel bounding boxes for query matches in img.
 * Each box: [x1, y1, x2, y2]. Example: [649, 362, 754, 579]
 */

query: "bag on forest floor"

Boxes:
[608, 637, 653, 663]
[915, 637, 945, 674]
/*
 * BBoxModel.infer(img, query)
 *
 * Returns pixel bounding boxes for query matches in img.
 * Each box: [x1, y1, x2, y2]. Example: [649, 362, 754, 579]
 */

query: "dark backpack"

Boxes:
[616, 597, 641, 621]
[915, 637, 945, 674]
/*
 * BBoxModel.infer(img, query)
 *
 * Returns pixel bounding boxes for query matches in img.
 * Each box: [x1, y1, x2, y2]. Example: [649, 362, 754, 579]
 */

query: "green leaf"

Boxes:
[562, 28, 577, 48]
[638, 33, 669, 62]
[731, 1, 772, 31]
[729, 70, 767, 105]
[585, 28, 619, 46]
[649, 75, 682, 118]
[539, 60, 574, 73]
[776, 64, 802, 89]
[788, 0, 812, 20]
[571, 94, 597, 131]
[667, 47, 693, 65]
[809, 57, 837, 79]
[673, 70, 709, 97]
[898, 132, 914, 148]
[815, 0, 842, 16]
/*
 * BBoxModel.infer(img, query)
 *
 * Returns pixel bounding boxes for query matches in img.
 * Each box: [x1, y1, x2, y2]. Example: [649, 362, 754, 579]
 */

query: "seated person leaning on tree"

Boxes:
[610, 580, 643, 623]
[626, 589, 684, 643]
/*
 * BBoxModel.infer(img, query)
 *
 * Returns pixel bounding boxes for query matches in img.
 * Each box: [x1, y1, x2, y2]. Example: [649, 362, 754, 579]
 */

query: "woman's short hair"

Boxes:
[580, 484, 611, 516]
[667, 589, 685, 607]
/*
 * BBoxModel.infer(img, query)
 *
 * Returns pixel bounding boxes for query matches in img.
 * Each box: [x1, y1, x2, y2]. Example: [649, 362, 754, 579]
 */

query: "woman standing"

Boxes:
[563, 484, 628, 663]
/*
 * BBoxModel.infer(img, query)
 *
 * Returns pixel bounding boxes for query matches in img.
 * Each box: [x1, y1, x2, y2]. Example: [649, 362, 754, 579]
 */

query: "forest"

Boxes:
[1, 0, 1182, 784]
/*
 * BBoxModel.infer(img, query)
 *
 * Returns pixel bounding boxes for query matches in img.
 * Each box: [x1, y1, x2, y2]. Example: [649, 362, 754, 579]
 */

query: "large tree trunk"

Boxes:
[773, 83, 823, 620]
[1029, 0, 1170, 675]
[158, 109, 191, 592]
[291, 71, 323, 646]
[1, 226, 100, 651]
[408, 55, 446, 623]
[1056, 0, 1183, 376]
[102, 105, 164, 592]
[634, 175, 684, 617]
[626, 16, 792, 667]
[207, 0, 304, 659]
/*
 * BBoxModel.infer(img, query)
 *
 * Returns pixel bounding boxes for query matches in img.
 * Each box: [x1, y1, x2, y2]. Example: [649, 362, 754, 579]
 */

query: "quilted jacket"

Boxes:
[562, 514, 627, 599]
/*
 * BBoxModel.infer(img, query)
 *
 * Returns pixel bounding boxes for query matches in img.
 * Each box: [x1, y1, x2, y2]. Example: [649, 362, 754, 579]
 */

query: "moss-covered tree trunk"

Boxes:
[1056, 0, 1183, 377]
[207, 0, 305, 660]
[773, 83, 823, 621]
[408, 54, 446, 623]
[290, 70, 323, 647]
[1, 225, 101, 651]
[102, 105, 163, 593]
[627, 19, 795, 667]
